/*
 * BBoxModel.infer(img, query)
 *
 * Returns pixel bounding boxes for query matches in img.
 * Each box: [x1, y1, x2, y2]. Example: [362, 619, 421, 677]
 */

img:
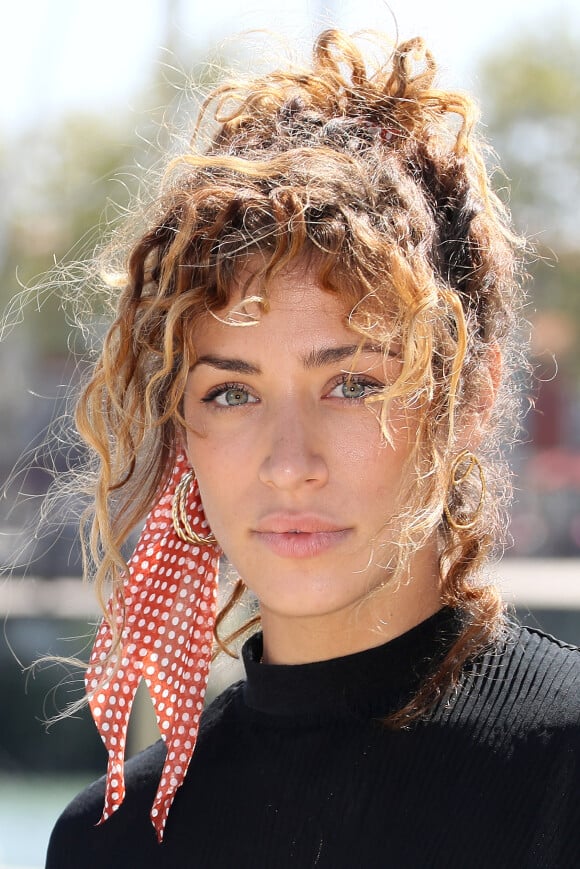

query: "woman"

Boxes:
[46, 29, 579, 868]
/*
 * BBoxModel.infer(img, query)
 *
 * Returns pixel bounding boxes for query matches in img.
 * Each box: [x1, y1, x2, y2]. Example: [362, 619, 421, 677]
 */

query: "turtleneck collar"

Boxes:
[241, 607, 464, 721]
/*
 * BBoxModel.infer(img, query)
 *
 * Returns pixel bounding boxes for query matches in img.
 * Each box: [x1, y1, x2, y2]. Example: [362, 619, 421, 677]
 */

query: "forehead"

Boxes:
[230, 256, 348, 309]
[194, 262, 358, 348]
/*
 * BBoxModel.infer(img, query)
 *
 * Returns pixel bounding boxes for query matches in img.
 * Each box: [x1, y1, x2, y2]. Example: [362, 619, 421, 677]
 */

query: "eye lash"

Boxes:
[201, 381, 249, 402]
[339, 373, 383, 388]
[342, 373, 378, 382]
[327, 373, 386, 401]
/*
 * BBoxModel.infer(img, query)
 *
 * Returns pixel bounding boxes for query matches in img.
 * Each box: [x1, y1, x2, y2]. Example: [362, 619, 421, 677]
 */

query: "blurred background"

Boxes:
[1, 1, 580, 865]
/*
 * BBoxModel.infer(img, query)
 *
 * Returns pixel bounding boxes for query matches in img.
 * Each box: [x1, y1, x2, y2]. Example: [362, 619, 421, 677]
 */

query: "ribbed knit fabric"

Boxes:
[46, 608, 580, 868]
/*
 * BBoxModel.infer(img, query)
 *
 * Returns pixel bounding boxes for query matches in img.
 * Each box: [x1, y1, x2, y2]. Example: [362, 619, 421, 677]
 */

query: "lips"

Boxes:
[253, 514, 351, 558]
[254, 513, 346, 534]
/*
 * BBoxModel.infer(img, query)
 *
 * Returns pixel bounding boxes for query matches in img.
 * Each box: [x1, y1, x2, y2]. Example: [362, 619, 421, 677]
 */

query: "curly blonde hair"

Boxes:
[77, 29, 526, 725]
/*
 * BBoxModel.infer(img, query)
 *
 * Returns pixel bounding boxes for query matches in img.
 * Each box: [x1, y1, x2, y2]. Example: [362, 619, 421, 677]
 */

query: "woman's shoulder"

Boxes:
[457, 619, 580, 734]
[503, 621, 580, 699]
[45, 679, 245, 867]
[518, 622, 580, 718]
[45, 740, 164, 867]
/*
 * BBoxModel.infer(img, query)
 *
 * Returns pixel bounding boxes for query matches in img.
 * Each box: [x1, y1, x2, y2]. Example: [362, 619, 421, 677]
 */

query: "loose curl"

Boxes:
[77, 30, 527, 725]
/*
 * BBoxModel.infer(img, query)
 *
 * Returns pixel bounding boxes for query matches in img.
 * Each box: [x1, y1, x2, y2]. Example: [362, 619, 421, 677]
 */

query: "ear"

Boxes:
[174, 420, 194, 470]
[457, 340, 502, 450]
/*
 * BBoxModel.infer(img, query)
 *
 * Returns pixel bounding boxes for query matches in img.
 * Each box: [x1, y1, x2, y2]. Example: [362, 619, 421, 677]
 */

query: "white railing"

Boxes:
[1, 558, 579, 617]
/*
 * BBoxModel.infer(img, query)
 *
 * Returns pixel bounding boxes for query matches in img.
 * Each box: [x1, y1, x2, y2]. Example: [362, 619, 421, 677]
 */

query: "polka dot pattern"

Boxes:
[85, 453, 219, 843]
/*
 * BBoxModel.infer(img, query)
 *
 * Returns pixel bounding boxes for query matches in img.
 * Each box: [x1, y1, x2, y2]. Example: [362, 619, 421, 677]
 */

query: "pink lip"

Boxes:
[253, 514, 350, 558]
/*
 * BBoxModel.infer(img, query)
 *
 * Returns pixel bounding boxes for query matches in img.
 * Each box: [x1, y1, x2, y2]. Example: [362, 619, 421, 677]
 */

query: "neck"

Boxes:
[260, 548, 442, 665]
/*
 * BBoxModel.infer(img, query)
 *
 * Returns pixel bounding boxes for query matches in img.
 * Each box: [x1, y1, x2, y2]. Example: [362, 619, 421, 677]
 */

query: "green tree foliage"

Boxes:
[0, 41, 228, 360]
[478, 18, 580, 381]
[0, 115, 136, 357]
[0, 38, 229, 495]
[479, 18, 580, 247]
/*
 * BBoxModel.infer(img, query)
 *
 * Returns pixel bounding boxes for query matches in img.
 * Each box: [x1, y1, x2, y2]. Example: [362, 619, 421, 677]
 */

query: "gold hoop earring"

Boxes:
[172, 469, 217, 546]
[443, 450, 486, 531]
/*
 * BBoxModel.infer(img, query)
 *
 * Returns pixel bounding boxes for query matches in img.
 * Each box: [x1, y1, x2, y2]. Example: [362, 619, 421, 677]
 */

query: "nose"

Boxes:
[258, 398, 329, 491]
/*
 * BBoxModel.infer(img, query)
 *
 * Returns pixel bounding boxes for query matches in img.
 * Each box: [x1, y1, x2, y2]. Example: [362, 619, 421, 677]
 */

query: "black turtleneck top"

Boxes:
[46, 609, 580, 868]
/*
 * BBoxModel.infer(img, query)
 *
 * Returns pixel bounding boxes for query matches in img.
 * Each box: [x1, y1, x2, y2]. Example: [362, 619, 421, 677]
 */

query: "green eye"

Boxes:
[203, 382, 258, 407]
[342, 381, 366, 399]
[327, 376, 382, 401]
[221, 388, 250, 406]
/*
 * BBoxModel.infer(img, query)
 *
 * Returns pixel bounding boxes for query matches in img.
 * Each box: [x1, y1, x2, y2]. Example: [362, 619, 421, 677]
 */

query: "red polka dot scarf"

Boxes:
[85, 453, 220, 841]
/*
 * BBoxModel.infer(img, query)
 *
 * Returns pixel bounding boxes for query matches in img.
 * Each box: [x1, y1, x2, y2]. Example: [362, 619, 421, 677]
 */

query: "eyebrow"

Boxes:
[302, 342, 381, 369]
[193, 354, 260, 375]
[192, 343, 382, 375]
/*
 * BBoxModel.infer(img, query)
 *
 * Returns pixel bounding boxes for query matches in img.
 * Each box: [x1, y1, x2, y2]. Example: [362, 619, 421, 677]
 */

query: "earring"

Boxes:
[443, 449, 486, 531]
[172, 469, 217, 545]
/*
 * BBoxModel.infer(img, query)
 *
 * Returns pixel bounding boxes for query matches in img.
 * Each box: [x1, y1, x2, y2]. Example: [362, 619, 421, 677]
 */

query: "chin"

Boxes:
[257, 584, 369, 620]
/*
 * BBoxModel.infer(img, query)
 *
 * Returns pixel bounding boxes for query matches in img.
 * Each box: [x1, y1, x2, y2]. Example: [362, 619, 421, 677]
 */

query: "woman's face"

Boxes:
[184, 262, 440, 652]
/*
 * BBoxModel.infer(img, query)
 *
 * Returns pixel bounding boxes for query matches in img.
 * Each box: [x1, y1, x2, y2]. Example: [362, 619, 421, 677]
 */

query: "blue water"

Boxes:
[0, 774, 92, 869]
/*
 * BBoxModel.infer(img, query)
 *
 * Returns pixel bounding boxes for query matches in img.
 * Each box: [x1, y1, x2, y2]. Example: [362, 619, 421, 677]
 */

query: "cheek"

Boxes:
[331, 412, 412, 478]
[184, 433, 245, 531]
[182, 390, 209, 442]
